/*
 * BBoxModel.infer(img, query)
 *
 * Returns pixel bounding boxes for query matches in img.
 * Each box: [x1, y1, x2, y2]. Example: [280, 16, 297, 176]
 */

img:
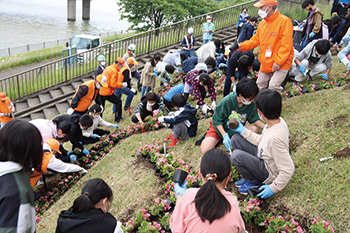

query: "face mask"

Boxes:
[258, 7, 270, 19]
[101, 61, 106, 66]
[259, 112, 264, 121]
[241, 97, 252, 105]
[148, 102, 155, 106]
[207, 20, 211, 23]
[243, 10, 247, 13]
[96, 82, 102, 89]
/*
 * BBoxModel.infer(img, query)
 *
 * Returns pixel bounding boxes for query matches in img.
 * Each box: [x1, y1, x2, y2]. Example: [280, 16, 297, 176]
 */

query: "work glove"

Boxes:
[166, 76, 171, 82]
[298, 65, 306, 74]
[82, 148, 89, 155]
[211, 101, 216, 111]
[79, 168, 88, 175]
[195, 104, 200, 109]
[347, 63, 350, 71]
[153, 71, 159, 77]
[70, 154, 77, 162]
[216, 52, 221, 57]
[91, 134, 100, 139]
[110, 124, 119, 128]
[174, 181, 187, 197]
[130, 88, 137, 93]
[320, 73, 328, 80]
[201, 104, 210, 114]
[67, 108, 74, 115]
[158, 116, 165, 123]
[122, 82, 128, 88]
[257, 185, 275, 199]
[67, 151, 74, 156]
[308, 32, 315, 38]
[232, 120, 246, 134]
[222, 133, 232, 152]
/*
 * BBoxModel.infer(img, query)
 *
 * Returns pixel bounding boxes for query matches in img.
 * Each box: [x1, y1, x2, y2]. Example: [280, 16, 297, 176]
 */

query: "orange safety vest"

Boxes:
[0, 97, 14, 123]
[99, 64, 123, 96]
[119, 64, 130, 82]
[240, 10, 294, 73]
[71, 80, 99, 112]
[30, 152, 54, 187]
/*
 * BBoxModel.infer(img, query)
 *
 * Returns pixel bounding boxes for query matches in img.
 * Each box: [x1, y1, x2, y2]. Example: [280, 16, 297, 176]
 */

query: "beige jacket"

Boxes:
[140, 62, 155, 87]
[241, 117, 295, 193]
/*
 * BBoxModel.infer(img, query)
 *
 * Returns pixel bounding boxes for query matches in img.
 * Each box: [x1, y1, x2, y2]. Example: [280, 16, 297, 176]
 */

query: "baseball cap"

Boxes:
[96, 75, 108, 87]
[115, 57, 125, 65]
[254, 0, 277, 7]
[45, 139, 62, 154]
[206, 15, 211, 20]
[127, 57, 138, 66]
[0, 92, 6, 101]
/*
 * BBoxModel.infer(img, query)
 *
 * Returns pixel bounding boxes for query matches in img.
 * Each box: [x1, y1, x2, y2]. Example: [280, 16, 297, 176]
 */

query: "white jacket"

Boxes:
[82, 115, 112, 137]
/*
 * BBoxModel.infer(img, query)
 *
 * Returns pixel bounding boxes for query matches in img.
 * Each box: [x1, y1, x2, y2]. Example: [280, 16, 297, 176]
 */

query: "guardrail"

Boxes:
[1, 0, 258, 101]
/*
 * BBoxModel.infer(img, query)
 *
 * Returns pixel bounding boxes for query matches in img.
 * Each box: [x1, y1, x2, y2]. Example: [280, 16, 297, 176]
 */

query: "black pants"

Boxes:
[81, 129, 110, 144]
[131, 111, 152, 123]
[163, 98, 173, 111]
[100, 94, 122, 121]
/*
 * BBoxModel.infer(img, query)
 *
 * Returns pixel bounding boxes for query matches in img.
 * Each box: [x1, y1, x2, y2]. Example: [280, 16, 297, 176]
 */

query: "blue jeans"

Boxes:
[113, 88, 134, 112]
[183, 49, 195, 58]
[141, 86, 151, 98]
[203, 39, 211, 44]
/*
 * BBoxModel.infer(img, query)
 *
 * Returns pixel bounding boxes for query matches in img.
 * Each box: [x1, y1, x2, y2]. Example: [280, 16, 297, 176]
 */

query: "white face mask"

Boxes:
[258, 7, 271, 19]
[96, 82, 102, 89]
[241, 97, 252, 105]
[258, 112, 264, 121]
[101, 61, 106, 66]
[207, 20, 211, 23]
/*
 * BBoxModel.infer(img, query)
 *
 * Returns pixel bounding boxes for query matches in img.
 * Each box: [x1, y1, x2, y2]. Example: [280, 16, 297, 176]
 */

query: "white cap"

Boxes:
[188, 27, 194, 35]
[195, 63, 208, 72]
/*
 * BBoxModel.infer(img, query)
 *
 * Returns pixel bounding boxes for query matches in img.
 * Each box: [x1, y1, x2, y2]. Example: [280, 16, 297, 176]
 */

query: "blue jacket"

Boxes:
[182, 57, 198, 73]
[238, 23, 254, 43]
[164, 84, 185, 102]
[181, 35, 196, 49]
[163, 103, 198, 137]
[329, 18, 345, 44]
[215, 55, 227, 70]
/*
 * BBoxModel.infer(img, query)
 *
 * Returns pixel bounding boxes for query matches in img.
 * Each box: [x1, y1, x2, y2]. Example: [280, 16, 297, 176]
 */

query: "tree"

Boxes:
[119, 0, 218, 32]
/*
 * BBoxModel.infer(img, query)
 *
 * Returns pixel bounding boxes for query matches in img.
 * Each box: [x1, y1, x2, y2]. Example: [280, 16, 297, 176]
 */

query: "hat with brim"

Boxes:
[96, 75, 108, 87]
[0, 92, 6, 101]
[127, 57, 138, 66]
[254, 0, 277, 7]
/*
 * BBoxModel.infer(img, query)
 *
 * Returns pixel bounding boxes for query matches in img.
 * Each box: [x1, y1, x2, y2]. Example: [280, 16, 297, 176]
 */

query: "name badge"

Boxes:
[265, 47, 272, 57]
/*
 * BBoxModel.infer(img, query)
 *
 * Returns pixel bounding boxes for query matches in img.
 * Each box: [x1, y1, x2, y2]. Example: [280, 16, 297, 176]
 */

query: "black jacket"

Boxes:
[227, 50, 254, 80]
[54, 114, 84, 151]
[163, 103, 198, 137]
[134, 95, 164, 115]
[56, 207, 117, 233]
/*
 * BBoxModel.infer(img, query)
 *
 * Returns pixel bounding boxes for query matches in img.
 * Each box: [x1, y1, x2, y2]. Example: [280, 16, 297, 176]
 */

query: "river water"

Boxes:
[0, 0, 131, 49]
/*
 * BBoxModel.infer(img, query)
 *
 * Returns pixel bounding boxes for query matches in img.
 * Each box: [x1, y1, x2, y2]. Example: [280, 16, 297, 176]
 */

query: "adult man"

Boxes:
[0, 92, 15, 128]
[68, 75, 106, 116]
[181, 27, 196, 58]
[95, 55, 106, 77]
[294, 39, 332, 81]
[300, 0, 324, 48]
[238, 0, 294, 94]
[200, 78, 265, 154]
[202, 15, 215, 44]
[100, 57, 127, 122]
[123, 44, 142, 91]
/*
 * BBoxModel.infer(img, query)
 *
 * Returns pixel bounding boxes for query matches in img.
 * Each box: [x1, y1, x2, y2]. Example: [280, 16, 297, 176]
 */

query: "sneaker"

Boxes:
[164, 134, 174, 141]
[234, 178, 246, 187]
[169, 138, 180, 147]
[305, 71, 312, 81]
[239, 181, 258, 195]
[195, 132, 207, 146]
[124, 106, 132, 115]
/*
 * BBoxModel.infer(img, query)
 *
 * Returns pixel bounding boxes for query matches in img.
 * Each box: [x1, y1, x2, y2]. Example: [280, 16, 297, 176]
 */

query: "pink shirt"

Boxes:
[170, 188, 246, 233]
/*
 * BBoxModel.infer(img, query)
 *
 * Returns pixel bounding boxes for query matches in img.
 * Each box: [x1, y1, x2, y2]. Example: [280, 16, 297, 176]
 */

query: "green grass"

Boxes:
[103, 32, 138, 42]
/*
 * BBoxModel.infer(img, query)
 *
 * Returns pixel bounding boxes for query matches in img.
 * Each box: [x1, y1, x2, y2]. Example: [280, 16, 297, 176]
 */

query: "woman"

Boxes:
[56, 178, 123, 233]
[170, 149, 245, 233]
[236, 8, 249, 39]
[140, 54, 161, 97]
[0, 119, 43, 233]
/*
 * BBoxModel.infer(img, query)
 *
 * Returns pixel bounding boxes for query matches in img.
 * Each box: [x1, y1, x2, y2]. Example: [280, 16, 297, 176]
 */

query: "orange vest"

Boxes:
[119, 64, 130, 82]
[99, 64, 123, 96]
[0, 97, 14, 123]
[30, 152, 54, 187]
[71, 80, 99, 112]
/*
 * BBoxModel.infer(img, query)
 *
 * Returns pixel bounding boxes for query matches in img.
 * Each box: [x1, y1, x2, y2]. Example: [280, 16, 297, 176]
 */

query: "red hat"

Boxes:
[254, 0, 277, 7]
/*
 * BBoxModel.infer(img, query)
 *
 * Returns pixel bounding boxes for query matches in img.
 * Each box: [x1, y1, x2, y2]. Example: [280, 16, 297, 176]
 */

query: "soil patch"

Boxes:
[332, 146, 350, 158]
[325, 114, 348, 128]
[289, 132, 308, 153]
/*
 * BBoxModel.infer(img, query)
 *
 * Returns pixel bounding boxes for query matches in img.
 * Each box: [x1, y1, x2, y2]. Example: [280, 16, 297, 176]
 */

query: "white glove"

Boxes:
[130, 88, 137, 93]
[211, 101, 216, 111]
[67, 108, 74, 115]
[158, 116, 165, 123]
[79, 168, 88, 175]
[122, 82, 127, 88]
[195, 105, 200, 109]
[202, 104, 209, 114]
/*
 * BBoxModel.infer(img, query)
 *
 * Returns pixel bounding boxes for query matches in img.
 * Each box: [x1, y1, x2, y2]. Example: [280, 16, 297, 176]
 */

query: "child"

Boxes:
[158, 94, 198, 147]
[132, 92, 164, 125]
[81, 105, 119, 144]
[230, 89, 295, 197]
[0, 92, 15, 128]
[141, 54, 161, 97]
[170, 149, 245, 232]
[154, 61, 175, 86]
[163, 82, 185, 111]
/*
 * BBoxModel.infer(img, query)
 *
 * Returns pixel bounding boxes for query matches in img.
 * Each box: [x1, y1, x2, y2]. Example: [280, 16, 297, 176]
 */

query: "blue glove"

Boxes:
[216, 52, 221, 57]
[91, 134, 100, 139]
[257, 185, 275, 199]
[174, 181, 187, 197]
[82, 148, 89, 155]
[222, 133, 232, 152]
[347, 63, 350, 71]
[320, 73, 328, 80]
[67, 151, 73, 156]
[153, 71, 159, 77]
[111, 124, 119, 128]
[298, 65, 306, 74]
[166, 76, 170, 82]
[70, 154, 77, 162]
[309, 32, 315, 38]
[232, 121, 246, 134]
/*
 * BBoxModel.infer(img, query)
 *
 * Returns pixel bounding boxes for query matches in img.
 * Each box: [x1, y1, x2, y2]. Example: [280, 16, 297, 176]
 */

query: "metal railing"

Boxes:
[1, 0, 258, 101]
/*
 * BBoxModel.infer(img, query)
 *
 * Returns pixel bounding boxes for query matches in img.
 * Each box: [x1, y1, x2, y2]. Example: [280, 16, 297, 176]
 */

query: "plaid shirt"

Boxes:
[184, 70, 216, 105]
